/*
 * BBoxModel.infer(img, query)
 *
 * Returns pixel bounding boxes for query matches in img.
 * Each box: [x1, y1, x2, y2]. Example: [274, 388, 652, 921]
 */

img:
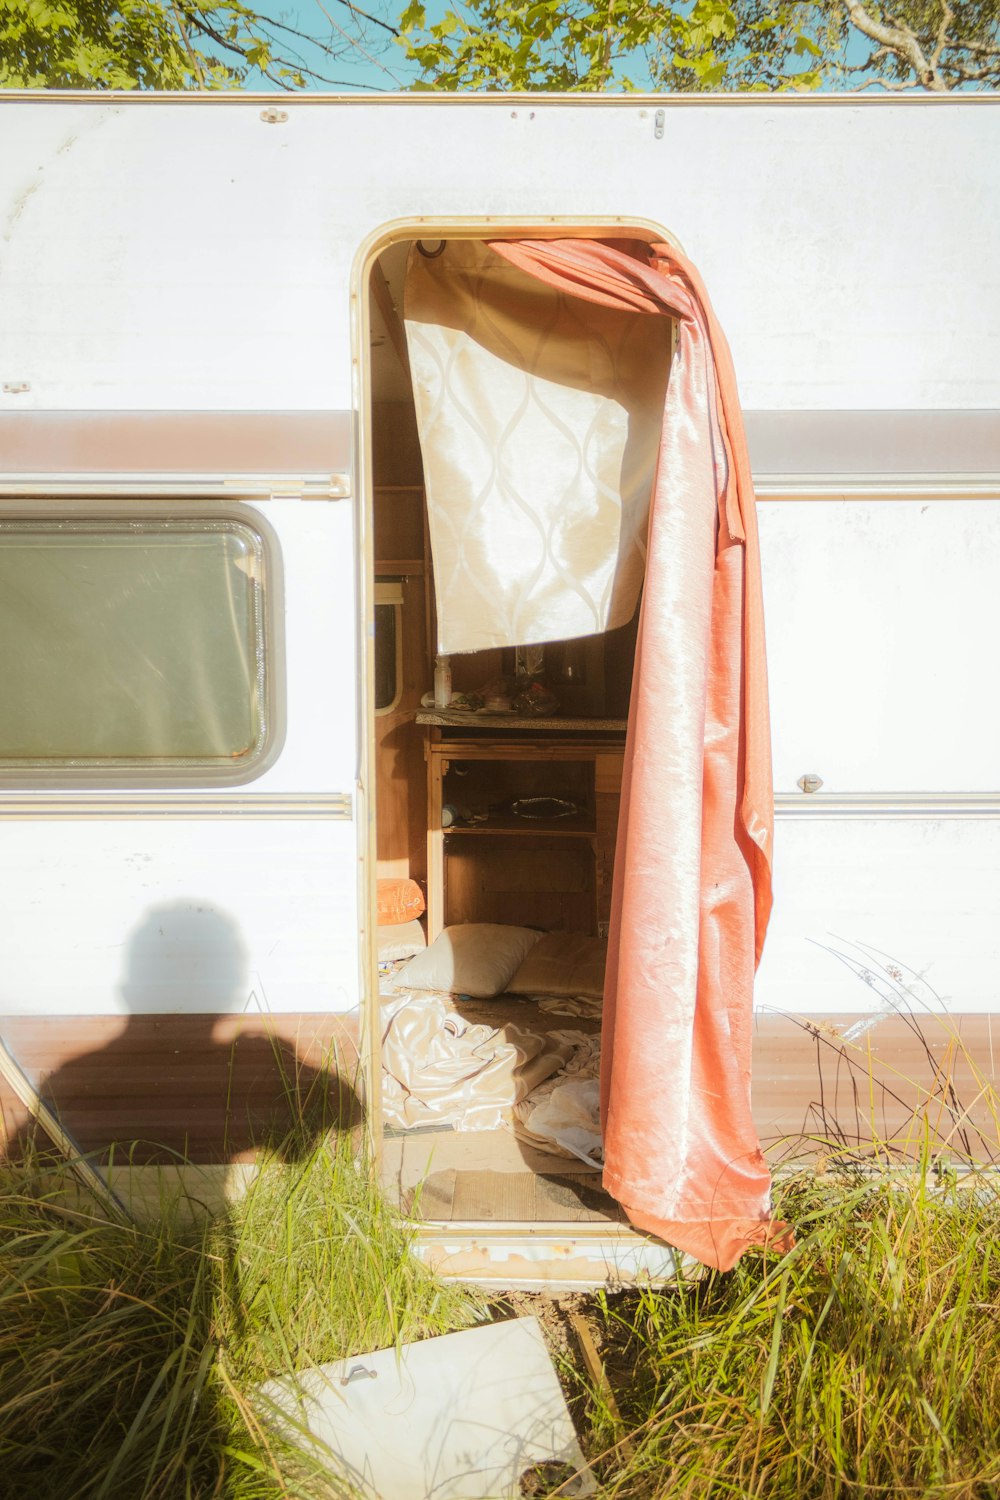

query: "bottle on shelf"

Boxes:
[433, 653, 452, 708]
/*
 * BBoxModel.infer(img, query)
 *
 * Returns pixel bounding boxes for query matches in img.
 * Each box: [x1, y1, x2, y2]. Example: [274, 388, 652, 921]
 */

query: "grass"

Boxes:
[567, 972, 1000, 1500]
[0, 1131, 481, 1498]
[2, 987, 998, 1499]
[581, 1167, 1000, 1499]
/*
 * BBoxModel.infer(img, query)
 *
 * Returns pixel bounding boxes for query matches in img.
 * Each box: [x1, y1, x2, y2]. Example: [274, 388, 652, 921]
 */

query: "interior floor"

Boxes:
[379, 995, 621, 1226]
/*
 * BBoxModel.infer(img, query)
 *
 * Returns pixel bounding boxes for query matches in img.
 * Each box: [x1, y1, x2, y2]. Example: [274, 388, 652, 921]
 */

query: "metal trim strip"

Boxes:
[756, 481, 1000, 499]
[0, 478, 351, 499]
[0, 793, 353, 820]
[775, 793, 1000, 819]
[0, 89, 995, 108]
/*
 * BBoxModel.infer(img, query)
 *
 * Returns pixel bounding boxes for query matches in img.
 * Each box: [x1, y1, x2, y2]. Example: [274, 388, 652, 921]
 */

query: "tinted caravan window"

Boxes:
[0, 517, 274, 781]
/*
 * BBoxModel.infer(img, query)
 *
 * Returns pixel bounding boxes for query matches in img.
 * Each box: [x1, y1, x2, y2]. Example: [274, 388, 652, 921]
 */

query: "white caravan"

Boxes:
[0, 90, 997, 1285]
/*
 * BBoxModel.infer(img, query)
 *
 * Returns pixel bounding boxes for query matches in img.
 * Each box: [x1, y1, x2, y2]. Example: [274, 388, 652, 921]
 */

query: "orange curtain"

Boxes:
[490, 238, 789, 1270]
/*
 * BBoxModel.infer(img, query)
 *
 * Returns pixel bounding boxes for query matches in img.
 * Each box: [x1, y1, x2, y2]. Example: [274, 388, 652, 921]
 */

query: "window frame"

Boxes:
[0, 498, 285, 789]
[373, 580, 404, 718]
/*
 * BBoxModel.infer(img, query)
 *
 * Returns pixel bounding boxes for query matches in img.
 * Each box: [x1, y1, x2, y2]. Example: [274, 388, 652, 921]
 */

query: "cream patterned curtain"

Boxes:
[403, 240, 673, 654]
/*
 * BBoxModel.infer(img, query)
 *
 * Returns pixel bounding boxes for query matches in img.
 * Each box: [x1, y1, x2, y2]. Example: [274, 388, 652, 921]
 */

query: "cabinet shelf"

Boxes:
[426, 730, 624, 939]
[444, 815, 596, 837]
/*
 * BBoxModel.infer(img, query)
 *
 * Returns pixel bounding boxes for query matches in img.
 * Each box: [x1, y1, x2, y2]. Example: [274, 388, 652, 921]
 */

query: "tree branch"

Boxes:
[170, 2, 206, 83]
[840, 0, 948, 91]
[851, 72, 921, 89]
[314, 0, 405, 84]
[185, 8, 386, 86]
[928, 0, 954, 76]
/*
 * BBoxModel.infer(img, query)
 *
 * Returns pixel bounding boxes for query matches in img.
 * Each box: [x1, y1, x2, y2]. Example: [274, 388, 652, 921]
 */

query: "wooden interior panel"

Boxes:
[444, 835, 597, 932]
[371, 401, 424, 488]
[449, 648, 505, 697]
[374, 484, 425, 567]
[594, 754, 624, 931]
[442, 756, 594, 827]
[602, 607, 640, 719]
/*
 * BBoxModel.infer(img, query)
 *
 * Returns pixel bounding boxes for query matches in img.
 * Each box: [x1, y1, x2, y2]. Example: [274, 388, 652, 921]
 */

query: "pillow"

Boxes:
[377, 878, 426, 926]
[396, 923, 543, 999]
[377, 920, 427, 964]
[506, 932, 607, 1000]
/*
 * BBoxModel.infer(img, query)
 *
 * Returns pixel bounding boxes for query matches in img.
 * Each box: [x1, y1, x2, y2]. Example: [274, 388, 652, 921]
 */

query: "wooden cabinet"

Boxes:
[421, 716, 625, 939]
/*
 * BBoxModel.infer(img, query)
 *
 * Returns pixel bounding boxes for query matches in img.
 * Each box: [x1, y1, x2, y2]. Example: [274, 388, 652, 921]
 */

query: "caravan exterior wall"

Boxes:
[0, 93, 998, 1163]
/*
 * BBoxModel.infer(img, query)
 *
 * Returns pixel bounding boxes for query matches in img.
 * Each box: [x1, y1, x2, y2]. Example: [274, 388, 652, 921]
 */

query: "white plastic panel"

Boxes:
[0, 97, 997, 414]
[0, 818, 359, 1016]
[760, 498, 1000, 795]
[0, 492, 360, 1017]
[756, 816, 1000, 1017]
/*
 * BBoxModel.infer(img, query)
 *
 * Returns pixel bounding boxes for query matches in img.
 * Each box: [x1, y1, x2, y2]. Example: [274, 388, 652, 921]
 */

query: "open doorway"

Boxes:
[364, 230, 672, 1229]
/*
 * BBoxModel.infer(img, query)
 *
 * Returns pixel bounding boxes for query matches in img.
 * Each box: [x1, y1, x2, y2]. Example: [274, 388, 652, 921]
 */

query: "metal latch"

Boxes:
[260, 108, 288, 125]
[654, 109, 665, 140]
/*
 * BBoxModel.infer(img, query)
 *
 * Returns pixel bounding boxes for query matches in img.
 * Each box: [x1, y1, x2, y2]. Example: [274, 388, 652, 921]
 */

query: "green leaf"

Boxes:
[398, 0, 426, 33]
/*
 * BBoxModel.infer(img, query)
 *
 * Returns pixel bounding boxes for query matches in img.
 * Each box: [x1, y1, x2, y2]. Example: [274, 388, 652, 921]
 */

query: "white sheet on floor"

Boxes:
[537, 993, 604, 1018]
[380, 990, 578, 1132]
[514, 1031, 603, 1166]
[259, 1317, 596, 1500]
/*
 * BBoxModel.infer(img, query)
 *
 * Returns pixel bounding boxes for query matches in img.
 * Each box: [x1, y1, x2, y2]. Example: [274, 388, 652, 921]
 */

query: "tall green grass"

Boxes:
[583, 1168, 1000, 1499]
[0, 1133, 480, 1499]
[4, 977, 999, 1500]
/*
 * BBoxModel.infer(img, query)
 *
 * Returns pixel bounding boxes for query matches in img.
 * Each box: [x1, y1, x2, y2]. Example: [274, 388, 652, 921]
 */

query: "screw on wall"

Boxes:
[797, 773, 824, 794]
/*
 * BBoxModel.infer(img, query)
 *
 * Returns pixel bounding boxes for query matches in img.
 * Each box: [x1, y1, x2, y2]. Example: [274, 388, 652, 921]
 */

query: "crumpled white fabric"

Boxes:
[514, 1031, 603, 1167]
[380, 990, 578, 1132]
[536, 994, 603, 1019]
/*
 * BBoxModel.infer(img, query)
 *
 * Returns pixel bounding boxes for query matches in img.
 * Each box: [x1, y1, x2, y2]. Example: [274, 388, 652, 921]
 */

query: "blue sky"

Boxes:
[247, 0, 877, 94]
[248, 0, 435, 91]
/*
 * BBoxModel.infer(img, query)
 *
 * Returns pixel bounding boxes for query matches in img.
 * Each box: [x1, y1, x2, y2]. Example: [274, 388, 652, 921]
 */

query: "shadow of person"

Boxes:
[8, 900, 363, 1171]
[0, 903, 366, 1497]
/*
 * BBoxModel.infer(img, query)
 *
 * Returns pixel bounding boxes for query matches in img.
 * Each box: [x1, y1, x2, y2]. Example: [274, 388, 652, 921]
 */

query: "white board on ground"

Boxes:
[258, 1316, 596, 1498]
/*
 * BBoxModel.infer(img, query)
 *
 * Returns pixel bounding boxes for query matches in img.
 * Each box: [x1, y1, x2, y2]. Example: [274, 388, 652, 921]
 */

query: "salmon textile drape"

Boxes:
[489, 239, 787, 1271]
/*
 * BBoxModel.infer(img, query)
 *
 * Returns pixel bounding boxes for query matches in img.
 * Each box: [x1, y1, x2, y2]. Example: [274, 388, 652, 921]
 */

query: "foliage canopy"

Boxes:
[0, 0, 397, 90]
[396, 0, 1000, 93]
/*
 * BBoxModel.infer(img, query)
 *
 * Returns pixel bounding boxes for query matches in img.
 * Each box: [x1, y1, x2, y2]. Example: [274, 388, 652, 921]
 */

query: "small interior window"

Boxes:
[0, 515, 274, 781]
[374, 581, 403, 715]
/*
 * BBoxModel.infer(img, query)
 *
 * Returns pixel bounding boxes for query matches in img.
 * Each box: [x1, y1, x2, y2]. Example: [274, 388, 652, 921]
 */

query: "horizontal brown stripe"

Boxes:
[2, 1012, 995, 1168]
[1, 1013, 361, 1164]
[0, 410, 352, 477]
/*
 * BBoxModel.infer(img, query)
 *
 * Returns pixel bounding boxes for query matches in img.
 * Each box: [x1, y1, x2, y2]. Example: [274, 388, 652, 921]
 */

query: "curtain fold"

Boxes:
[490, 239, 787, 1271]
